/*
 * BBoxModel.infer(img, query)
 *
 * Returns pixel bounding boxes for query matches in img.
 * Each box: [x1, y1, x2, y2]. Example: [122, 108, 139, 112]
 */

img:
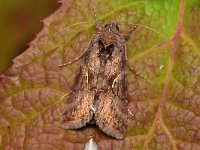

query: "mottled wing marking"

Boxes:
[95, 91, 127, 140]
[94, 53, 128, 139]
[61, 67, 94, 129]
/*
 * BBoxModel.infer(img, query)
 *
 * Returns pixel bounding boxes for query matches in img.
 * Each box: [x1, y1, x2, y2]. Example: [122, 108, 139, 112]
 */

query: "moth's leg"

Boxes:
[112, 74, 119, 89]
[128, 108, 133, 117]
[126, 63, 147, 79]
[86, 70, 89, 84]
[123, 25, 145, 79]
[123, 25, 144, 78]
[85, 69, 95, 111]
[85, 70, 96, 112]
[60, 92, 69, 102]
[59, 92, 70, 109]
[112, 73, 124, 89]
[90, 104, 96, 112]
[58, 48, 88, 67]
[123, 25, 146, 79]
[122, 24, 138, 40]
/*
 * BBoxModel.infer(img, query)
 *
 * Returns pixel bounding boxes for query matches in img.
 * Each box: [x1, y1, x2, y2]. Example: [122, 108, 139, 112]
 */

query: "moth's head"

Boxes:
[95, 21, 120, 34]
[103, 21, 120, 32]
[95, 21, 124, 47]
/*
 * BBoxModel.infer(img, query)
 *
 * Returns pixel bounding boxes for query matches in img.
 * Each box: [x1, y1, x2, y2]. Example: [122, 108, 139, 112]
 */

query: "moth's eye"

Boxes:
[116, 25, 119, 31]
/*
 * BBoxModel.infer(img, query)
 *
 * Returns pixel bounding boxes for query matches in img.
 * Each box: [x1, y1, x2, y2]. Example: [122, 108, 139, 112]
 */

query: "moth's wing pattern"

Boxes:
[94, 70, 128, 139]
[93, 37, 128, 139]
[95, 91, 128, 139]
[61, 66, 94, 129]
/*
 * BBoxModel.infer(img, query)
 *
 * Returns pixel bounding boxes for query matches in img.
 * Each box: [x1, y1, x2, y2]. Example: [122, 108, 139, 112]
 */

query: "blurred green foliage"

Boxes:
[0, 0, 60, 73]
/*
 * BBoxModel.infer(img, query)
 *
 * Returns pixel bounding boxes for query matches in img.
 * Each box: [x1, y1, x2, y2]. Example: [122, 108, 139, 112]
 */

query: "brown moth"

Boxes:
[61, 21, 129, 140]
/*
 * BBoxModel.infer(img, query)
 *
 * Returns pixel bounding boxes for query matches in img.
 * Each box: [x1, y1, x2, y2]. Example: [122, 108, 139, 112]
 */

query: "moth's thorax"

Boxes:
[96, 21, 124, 47]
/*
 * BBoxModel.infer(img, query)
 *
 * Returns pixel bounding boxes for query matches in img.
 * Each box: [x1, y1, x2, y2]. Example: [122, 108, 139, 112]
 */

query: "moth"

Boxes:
[61, 21, 131, 140]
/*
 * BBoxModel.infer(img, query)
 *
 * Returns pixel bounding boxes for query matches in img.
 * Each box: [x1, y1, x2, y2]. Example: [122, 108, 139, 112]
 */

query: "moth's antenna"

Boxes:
[119, 22, 167, 38]
[135, 23, 167, 38]
[54, 21, 88, 35]
[92, 8, 97, 23]
[54, 9, 98, 34]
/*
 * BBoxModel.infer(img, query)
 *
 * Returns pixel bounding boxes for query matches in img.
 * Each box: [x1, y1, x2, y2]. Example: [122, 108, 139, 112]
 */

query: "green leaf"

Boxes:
[0, 0, 200, 149]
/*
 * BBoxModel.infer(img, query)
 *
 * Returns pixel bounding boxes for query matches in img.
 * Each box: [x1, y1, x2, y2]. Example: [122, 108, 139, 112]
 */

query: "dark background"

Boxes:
[0, 0, 61, 73]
